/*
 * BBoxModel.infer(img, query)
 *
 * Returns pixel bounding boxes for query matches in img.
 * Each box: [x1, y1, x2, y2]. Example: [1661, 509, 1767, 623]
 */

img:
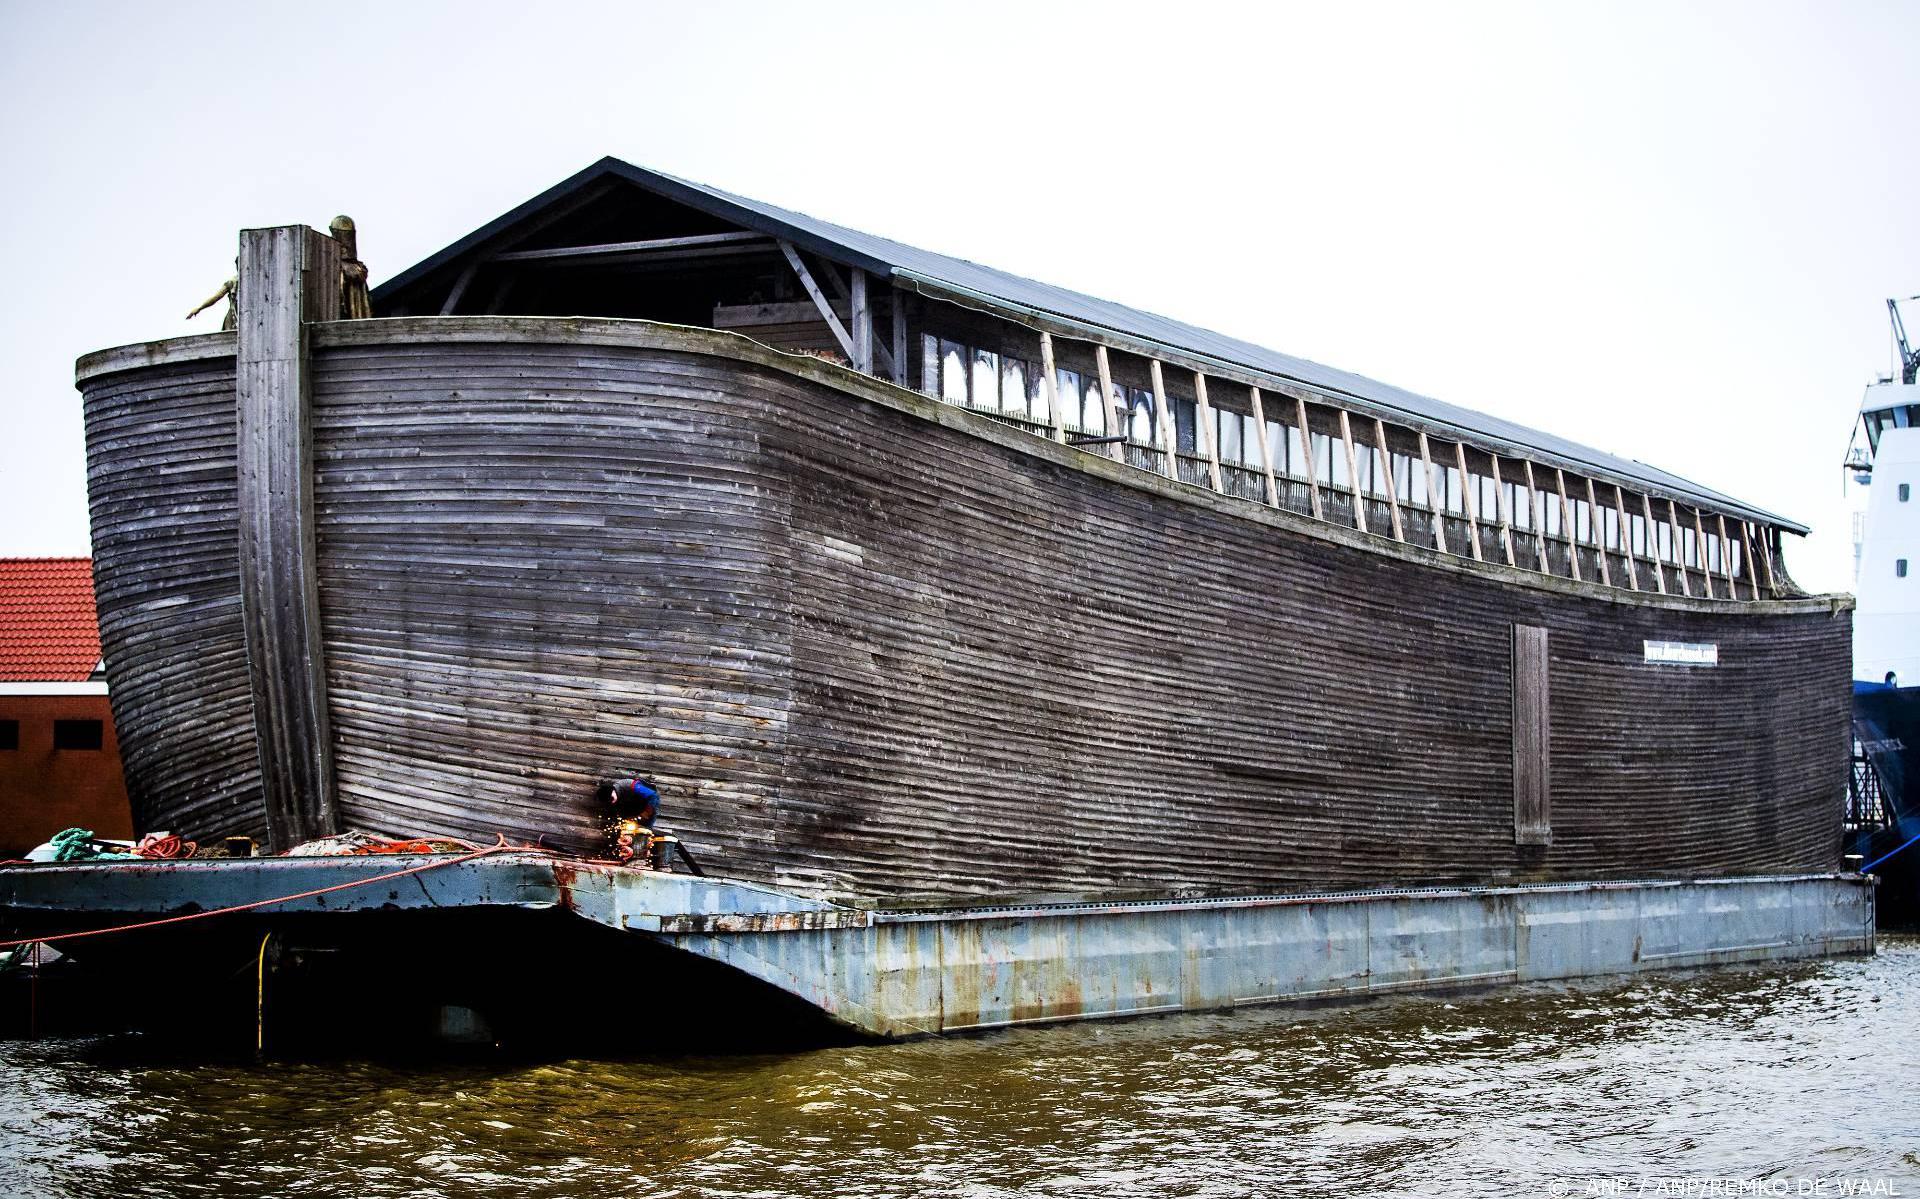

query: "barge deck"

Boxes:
[1, 856, 1875, 1043]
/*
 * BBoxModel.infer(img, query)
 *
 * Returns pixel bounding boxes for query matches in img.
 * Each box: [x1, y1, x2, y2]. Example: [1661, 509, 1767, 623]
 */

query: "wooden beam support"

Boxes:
[1419, 432, 1449, 554]
[1193, 372, 1224, 492]
[1555, 469, 1581, 581]
[236, 225, 344, 852]
[1295, 396, 1323, 520]
[813, 254, 854, 306]
[1455, 443, 1483, 560]
[1039, 332, 1066, 444]
[1639, 493, 1667, 594]
[1586, 478, 1612, 587]
[439, 262, 478, 315]
[1613, 485, 1640, 591]
[1666, 500, 1691, 597]
[777, 240, 858, 363]
[1489, 455, 1517, 566]
[1375, 418, 1406, 542]
[1756, 522, 1778, 596]
[1339, 409, 1369, 533]
[1095, 345, 1126, 464]
[1522, 461, 1547, 572]
[1250, 387, 1281, 506]
[1151, 359, 1177, 478]
[850, 269, 874, 374]
[870, 338, 895, 379]
[492, 230, 767, 262]
[1739, 521, 1760, 600]
[889, 286, 908, 386]
[1693, 507, 1716, 599]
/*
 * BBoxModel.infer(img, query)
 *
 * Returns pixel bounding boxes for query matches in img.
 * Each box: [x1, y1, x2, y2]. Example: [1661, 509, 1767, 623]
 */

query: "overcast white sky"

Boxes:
[2, 1, 1914, 594]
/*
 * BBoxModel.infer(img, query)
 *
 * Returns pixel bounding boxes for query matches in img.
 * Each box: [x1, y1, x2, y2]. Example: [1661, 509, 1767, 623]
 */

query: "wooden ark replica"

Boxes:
[77, 158, 1851, 907]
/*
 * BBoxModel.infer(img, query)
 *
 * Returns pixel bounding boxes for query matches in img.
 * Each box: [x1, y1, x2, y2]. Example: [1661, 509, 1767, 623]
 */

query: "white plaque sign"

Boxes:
[1643, 639, 1718, 666]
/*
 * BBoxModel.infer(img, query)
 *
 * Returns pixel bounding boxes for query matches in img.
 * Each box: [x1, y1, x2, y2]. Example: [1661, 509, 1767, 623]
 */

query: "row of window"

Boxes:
[1175, 404, 1742, 572]
[924, 337, 1143, 437]
[923, 333, 1746, 576]
[1864, 403, 1920, 452]
[0, 719, 104, 751]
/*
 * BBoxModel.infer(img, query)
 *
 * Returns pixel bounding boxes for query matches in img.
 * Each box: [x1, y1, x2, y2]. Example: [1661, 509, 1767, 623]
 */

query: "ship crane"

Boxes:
[1844, 296, 1920, 481]
[1887, 295, 1919, 386]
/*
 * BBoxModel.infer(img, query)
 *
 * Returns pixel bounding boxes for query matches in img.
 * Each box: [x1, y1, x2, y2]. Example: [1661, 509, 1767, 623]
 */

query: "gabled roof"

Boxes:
[0, 558, 102, 683]
[373, 157, 1803, 534]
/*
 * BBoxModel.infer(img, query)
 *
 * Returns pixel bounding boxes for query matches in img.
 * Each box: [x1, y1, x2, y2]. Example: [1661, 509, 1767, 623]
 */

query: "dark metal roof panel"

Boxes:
[372, 158, 1803, 533]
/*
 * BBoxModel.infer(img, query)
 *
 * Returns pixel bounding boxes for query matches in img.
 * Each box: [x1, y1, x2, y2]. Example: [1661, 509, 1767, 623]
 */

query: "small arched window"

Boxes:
[1899, 559, 1910, 578]
[1900, 483, 1911, 502]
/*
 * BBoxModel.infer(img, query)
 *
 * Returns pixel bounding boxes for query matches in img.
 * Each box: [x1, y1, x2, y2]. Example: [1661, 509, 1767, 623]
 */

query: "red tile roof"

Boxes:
[0, 558, 103, 682]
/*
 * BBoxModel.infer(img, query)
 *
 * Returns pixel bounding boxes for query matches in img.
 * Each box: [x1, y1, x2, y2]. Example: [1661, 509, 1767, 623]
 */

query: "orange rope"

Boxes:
[0, 839, 532, 950]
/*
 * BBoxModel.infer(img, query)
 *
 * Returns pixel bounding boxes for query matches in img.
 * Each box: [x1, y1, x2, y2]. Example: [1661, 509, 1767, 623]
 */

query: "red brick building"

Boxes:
[0, 558, 132, 856]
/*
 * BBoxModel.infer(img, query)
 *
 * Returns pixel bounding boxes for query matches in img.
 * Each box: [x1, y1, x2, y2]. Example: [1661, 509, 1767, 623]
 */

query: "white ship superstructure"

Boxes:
[1853, 381, 1920, 686]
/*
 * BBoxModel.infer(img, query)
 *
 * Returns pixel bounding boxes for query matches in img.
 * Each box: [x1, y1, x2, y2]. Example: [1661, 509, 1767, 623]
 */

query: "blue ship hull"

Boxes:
[1851, 681, 1920, 925]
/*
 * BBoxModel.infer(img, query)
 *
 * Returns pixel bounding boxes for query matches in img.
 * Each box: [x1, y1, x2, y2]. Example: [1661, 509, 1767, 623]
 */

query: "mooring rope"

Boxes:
[0, 838, 533, 950]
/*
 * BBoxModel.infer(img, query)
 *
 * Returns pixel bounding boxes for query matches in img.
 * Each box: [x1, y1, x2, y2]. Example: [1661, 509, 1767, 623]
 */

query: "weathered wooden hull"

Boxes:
[78, 318, 1851, 902]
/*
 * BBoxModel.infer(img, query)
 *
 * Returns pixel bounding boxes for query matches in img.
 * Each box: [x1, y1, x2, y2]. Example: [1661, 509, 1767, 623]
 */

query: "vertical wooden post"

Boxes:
[1249, 387, 1281, 507]
[1454, 443, 1483, 561]
[1418, 432, 1448, 554]
[1039, 332, 1066, 444]
[1755, 523, 1778, 596]
[1338, 410, 1369, 533]
[1638, 493, 1667, 594]
[1692, 507, 1716, 599]
[1554, 470, 1581, 581]
[1374, 419, 1405, 542]
[1522, 461, 1547, 571]
[1150, 359, 1177, 478]
[1094, 345, 1125, 463]
[1739, 522, 1760, 600]
[1512, 624, 1552, 846]
[1489, 455, 1517, 566]
[1586, 478, 1612, 587]
[1294, 396, 1323, 520]
[850, 269, 873, 374]
[889, 286, 908, 387]
[1665, 500, 1692, 597]
[236, 225, 343, 852]
[1192, 372, 1224, 492]
[1613, 485, 1639, 591]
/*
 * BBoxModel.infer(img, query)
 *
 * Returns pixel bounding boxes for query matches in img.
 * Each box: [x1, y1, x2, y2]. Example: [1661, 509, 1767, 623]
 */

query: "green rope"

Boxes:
[46, 828, 132, 863]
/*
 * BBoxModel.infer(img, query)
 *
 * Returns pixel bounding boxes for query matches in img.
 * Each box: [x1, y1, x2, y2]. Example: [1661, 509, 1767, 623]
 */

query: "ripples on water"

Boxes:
[1, 938, 1915, 1198]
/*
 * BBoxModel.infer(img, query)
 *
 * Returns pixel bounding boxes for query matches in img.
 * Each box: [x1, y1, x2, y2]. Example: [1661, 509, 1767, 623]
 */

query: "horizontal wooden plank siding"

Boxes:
[79, 349, 268, 842]
[76, 320, 1851, 902]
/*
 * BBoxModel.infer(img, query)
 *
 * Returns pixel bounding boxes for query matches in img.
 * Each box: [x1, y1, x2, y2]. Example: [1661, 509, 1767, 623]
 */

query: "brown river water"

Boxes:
[1, 938, 1915, 1199]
